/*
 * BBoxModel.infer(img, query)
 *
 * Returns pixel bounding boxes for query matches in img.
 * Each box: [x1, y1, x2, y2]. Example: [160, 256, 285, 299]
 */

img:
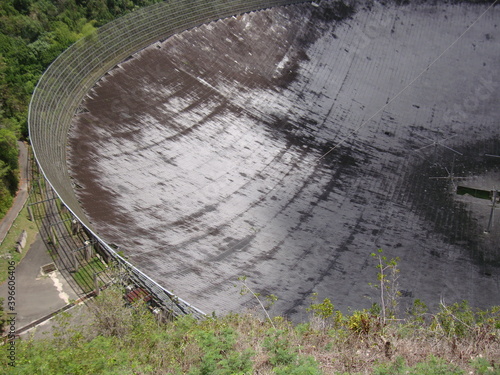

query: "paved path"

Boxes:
[0, 141, 29, 245]
[0, 143, 80, 331]
[0, 234, 79, 330]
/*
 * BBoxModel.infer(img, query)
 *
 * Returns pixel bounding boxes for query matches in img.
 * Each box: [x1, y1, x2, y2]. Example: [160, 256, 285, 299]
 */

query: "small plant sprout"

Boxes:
[370, 249, 401, 325]
[306, 294, 345, 329]
[236, 275, 276, 329]
[307, 296, 334, 320]
[265, 294, 278, 310]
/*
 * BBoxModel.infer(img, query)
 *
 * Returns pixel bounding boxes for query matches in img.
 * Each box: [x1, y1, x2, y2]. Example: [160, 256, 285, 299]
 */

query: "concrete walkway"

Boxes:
[0, 141, 29, 245]
[0, 141, 82, 334]
[0, 234, 79, 330]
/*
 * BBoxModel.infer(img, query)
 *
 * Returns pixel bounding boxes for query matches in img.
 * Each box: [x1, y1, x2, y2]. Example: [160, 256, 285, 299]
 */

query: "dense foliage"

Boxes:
[0, 0, 162, 218]
[1, 286, 499, 374]
[0, 128, 18, 216]
[4, 251, 498, 373]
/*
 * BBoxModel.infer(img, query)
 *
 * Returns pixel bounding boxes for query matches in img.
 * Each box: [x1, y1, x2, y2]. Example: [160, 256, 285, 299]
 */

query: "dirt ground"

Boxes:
[67, 0, 500, 321]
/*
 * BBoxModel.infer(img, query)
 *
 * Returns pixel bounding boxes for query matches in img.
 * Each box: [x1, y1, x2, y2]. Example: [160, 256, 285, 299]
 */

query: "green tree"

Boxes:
[0, 162, 14, 216]
[0, 0, 162, 219]
[0, 129, 18, 217]
[0, 128, 18, 170]
[13, 0, 33, 15]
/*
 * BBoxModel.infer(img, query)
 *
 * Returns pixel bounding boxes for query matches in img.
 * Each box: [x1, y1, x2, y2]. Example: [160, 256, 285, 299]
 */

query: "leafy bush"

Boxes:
[189, 328, 253, 375]
[0, 129, 18, 217]
[306, 294, 344, 329]
[273, 355, 323, 375]
[263, 329, 297, 366]
[433, 300, 477, 338]
[470, 357, 500, 375]
[374, 356, 464, 375]
[347, 309, 375, 335]
[263, 329, 322, 374]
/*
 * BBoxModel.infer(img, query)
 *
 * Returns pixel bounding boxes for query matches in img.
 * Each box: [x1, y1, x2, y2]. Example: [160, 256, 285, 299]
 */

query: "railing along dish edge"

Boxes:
[28, 0, 309, 318]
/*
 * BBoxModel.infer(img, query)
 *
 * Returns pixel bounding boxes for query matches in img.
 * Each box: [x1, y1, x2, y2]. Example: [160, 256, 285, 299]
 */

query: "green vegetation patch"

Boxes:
[72, 256, 107, 293]
[0, 0, 165, 222]
[1, 274, 499, 374]
[0, 129, 19, 218]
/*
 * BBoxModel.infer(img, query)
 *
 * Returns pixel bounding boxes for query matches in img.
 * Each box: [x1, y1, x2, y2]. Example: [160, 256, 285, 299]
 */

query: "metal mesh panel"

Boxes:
[29, 0, 307, 317]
